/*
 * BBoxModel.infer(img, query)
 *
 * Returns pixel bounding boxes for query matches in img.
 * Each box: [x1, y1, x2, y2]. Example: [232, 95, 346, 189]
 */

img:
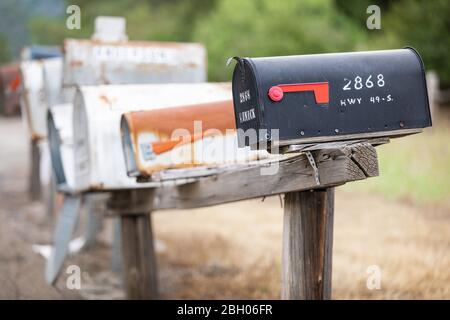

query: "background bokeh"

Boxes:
[0, 0, 449, 85]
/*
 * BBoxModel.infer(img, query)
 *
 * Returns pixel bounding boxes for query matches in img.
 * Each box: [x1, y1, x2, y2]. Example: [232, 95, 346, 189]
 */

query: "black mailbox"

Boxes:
[231, 48, 432, 148]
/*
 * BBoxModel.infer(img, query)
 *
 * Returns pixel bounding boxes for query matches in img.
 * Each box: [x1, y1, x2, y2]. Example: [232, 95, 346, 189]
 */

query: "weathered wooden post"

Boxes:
[121, 212, 158, 299]
[229, 48, 432, 300]
[109, 190, 158, 299]
[282, 188, 334, 299]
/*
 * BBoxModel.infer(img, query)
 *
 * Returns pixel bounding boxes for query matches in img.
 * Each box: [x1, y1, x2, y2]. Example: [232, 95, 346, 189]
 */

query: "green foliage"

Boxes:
[25, 0, 450, 86]
[334, 0, 450, 87]
[0, 34, 11, 63]
[334, 0, 394, 26]
[28, 0, 218, 44]
[193, 0, 365, 81]
[380, 0, 450, 87]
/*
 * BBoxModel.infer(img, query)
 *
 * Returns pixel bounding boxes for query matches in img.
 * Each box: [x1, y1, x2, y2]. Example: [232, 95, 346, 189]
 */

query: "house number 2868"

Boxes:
[343, 74, 385, 91]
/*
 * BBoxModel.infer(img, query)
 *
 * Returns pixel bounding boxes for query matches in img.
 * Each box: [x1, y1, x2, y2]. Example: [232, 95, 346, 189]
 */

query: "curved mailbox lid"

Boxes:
[121, 99, 266, 177]
[232, 48, 432, 147]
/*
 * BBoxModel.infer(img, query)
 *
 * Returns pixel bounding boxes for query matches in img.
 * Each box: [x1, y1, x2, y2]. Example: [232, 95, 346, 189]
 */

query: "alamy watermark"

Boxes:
[66, 265, 82, 290]
[66, 4, 81, 30]
[366, 265, 382, 290]
[366, 5, 381, 30]
[138, 123, 281, 176]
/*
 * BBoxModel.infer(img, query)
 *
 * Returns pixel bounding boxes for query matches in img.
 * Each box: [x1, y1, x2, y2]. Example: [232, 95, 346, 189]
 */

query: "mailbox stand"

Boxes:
[106, 138, 384, 299]
[29, 139, 42, 200]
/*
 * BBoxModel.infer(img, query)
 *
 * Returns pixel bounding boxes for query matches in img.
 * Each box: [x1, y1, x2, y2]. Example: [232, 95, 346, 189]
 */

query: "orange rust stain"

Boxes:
[31, 133, 45, 142]
[123, 99, 236, 173]
[98, 94, 117, 107]
[125, 99, 235, 137]
[69, 60, 84, 67]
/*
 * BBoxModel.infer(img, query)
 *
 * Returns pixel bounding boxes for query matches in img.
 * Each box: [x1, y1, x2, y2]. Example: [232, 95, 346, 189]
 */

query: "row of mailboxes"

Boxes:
[118, 48, 431, 181]
[47, 35, 210, 191]
[71, 83, 234, 192]
[45, 46, 432, 189]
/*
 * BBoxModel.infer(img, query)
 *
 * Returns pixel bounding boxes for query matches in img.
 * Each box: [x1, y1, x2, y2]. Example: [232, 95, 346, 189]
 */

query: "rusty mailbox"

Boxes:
[63, 39, 206, 86]
[121, 99, 269, 179]
[231, 48, 432, 148]
[71, 83, 234, 191]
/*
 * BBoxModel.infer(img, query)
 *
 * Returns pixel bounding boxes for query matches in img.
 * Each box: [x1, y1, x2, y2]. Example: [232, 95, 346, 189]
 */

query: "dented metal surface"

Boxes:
[121, 100, 269, 178]
[20, 57, 65, 140]
[72, 83, 234, 192]
[63, 39, 207, 86]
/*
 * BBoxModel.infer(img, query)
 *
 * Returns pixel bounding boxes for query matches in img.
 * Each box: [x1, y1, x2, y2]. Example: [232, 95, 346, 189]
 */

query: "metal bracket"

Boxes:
[305, 151, 320, 186]
[45, 194, 82, 284]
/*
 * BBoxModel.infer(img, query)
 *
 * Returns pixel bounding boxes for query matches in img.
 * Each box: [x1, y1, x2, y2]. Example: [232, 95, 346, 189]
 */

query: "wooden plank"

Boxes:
[118, 190, 158, 299]
[145, 142, 378, 211]
[281, 188, 334, 299]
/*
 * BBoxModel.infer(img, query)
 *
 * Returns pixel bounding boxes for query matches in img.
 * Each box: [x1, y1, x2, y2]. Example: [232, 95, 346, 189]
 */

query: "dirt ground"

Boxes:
[0, 117, 449, 299]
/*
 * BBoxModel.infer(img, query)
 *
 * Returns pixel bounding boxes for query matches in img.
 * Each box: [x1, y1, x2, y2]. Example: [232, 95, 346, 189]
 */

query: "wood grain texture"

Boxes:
[106, 142, 379, 214]
[118, 142, 378, 211]
[121, 213, 159, 299]
[282, 188, 334, 300]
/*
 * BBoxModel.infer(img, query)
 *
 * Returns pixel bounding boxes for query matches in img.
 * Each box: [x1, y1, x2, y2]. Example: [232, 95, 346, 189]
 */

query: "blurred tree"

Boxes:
[193, 0, 365, 81]
[334, 0, 450, 88]
[381, 0, 450, 88]
[29, 0, 218, 44]
[26, 0, 449, 87]
[0, 34, 11, 63]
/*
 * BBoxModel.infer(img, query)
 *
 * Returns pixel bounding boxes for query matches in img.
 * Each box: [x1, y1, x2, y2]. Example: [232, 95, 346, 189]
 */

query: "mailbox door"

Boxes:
[232, 59, 264, 137]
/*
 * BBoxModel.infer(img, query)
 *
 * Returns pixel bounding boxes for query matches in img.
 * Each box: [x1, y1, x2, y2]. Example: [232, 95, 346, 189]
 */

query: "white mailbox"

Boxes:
[72, 83, 233, 192]
[20, 60, 47, 140]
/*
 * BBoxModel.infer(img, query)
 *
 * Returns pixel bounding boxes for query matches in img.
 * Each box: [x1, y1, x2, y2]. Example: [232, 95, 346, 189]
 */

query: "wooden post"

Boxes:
[29, 139, 41, 200]
[120, 212, 159, 299]
[282, 188, 334, 300]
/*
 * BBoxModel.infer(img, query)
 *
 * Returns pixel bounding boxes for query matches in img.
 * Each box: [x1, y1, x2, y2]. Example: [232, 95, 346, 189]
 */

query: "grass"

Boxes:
[343, 115, 450, 206]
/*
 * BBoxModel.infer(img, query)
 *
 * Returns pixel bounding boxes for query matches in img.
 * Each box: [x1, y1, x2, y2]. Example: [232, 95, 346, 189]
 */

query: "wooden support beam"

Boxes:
[282, 188, 334, 300]
[147, 141, 379, 211]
